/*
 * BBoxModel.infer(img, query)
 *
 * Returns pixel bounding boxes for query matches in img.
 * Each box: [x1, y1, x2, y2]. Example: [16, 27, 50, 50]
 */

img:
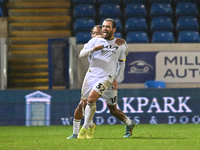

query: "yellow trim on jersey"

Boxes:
[119, 58, 126, 62]
[107, 37, 115, 40]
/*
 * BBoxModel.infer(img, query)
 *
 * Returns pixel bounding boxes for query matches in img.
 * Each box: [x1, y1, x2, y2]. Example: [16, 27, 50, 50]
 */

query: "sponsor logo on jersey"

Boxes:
[100, 45, 118, 54]
[103, 45, 118, 50]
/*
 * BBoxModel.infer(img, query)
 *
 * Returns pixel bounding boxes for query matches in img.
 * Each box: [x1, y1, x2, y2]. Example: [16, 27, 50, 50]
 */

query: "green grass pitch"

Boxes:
[0, 124, 200, 150]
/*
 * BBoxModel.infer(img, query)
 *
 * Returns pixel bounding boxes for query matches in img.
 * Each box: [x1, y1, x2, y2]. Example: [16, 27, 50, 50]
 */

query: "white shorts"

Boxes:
[81, 74, 117, 105]
[101, 86, 118, 105]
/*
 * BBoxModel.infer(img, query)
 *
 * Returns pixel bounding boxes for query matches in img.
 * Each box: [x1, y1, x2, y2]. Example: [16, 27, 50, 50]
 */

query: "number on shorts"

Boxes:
[110, 96, 117, 104]
[96, 83, 105, 94]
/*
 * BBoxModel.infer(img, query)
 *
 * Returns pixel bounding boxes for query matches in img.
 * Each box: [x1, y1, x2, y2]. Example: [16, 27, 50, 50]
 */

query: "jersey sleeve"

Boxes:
[124, 41, 129, 56]
[115, 61, 125, 82]
[118, 45, 126, 62]
[79, 38, 97, 58]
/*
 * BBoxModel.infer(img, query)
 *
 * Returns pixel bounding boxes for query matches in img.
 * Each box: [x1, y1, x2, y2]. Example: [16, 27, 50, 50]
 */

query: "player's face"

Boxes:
[91, 27, 102, 38]
[102, 21, 116, 39]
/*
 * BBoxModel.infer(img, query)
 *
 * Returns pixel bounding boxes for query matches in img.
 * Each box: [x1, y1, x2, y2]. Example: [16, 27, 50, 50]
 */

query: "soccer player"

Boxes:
[67, 25, 131, 139]
[77, 18, 136, 139]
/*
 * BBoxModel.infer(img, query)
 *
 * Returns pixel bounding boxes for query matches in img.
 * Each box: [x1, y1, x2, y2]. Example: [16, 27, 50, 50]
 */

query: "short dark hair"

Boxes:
[104, 18, 116, 29]
[91, 25, 102, 32]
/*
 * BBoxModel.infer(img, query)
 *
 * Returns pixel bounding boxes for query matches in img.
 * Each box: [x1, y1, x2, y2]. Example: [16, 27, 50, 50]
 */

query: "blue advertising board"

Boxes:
[123, 52, 158, 83]
[124, 51, 200, 84]
[0, 89, 200, 126]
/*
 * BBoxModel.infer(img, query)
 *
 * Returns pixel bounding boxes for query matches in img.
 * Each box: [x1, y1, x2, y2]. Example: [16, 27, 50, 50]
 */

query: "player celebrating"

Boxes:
[67, 24, 131, 139]
[77, 18, 136, 139]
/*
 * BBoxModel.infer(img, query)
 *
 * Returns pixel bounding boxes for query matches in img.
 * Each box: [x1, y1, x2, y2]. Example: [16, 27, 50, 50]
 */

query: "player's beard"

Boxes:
[103, 30, 113, 39]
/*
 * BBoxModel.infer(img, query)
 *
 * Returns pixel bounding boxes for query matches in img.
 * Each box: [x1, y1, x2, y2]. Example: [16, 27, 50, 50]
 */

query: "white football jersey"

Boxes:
[83, 37, 126, 80]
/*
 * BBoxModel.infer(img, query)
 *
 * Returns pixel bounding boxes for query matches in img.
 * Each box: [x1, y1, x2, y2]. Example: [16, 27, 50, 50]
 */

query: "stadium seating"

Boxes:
[149, 0, 172, 5]
[124, 3, 147, 18]
[175, 2, 198, 18]
[150, 16, 173, 33]
[100, 17, 122, 32]
[114, 32, 122, 38]
[176, 16, 199, 33]
[74, 18, 95, 33]
[99, 3, 121, 20]
[123, 0, 147, 5]
[0, 7, 2, 17]
[98, 0, 121, 5]
[126, 31, 149, 43]
[72, 0, 96, 5]
[178, 31, 200, 43]
[73, 4, 96, 19]
[174, 0, 197, 5]
[150, 3, 172, 18]
[125, 17, 147, 33]
[144, 80, 166, 88]
[152, 31, 174, 43]
[75, 32, 91, 44]
[72, 0, 200, 43]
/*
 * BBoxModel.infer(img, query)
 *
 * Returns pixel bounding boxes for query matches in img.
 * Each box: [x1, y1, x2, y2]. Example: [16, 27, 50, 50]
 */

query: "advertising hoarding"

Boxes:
[0, 89, 199, 126]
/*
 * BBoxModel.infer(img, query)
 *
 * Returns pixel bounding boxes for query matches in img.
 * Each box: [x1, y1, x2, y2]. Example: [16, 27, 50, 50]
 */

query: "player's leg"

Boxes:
[67, 99, 87, 139]
[107, 104, 136, 137]
[104, 87, 136, 138]
[68, 74, 91, 139]
[78, 78, 111, 139]
[78, 90, 99, 139]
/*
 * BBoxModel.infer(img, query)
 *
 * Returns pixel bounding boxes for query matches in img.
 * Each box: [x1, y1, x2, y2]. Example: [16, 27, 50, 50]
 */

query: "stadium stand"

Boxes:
[174, 0, 197, 5]
[175, 2, 198, 18]
[150, 3, 173, 18]
[72, 0, 96, 5]
[178, 31, 200, 43]
[76, 32, 91, 44]
[114, 32, 123, 38]
[150, 16, 173, 33]
[124, 3, 147, 18]
[5, 0, 71, 89]
[0, 0, 3, 17]
[126, 31, 149, 43]
[152, 31, 175, 43]
[149, 0, 172, 4]
[98, 3, 122, 20]
[0, 7, 2, 17]
[125, 17, 147, 33]
[71, 0, 200, 43]
[73, 4, 96, 19]
[74, 18, 95, 33]
[123, 0, 147, 5]
[98, 0, 121, 5]
[73, 3, 96, 43]
[2, 0, 200, 90]
[176, 16, 199, 33]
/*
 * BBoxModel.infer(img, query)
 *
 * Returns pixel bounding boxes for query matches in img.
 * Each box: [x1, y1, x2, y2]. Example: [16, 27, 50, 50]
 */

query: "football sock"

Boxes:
[82, 105, 94, 127]
[123, 116, 132, 126]
[89, 120, 94, 128]
[82, 102, 96, 129]
[82, 106, 85, 117]
[73, 119, 81, 135]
